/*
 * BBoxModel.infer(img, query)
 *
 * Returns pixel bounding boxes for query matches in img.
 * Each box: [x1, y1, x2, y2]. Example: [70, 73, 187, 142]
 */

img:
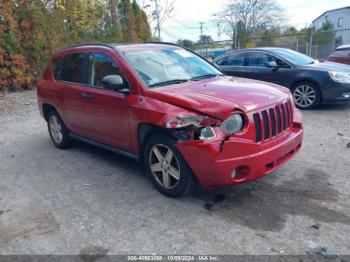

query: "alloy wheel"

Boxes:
[148, 144, 181, 189]
[49, 115, 63, 144]
[293, 84, 317, 108]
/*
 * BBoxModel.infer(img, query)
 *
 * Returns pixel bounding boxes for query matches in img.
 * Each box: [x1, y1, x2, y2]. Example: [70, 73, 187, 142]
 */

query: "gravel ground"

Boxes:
[0, 90, 350, 256]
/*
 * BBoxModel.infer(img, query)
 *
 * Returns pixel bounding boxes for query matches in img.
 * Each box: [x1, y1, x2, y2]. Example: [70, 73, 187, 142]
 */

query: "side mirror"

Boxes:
[102, 75, 127, 91]
[266, 61, 278, 68]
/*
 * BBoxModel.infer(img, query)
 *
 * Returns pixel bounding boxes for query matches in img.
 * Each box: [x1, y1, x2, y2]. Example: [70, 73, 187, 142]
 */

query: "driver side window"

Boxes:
[248, 52, 290, 68]
[248, 52, 274, 67]
[88, 53, 122, 88]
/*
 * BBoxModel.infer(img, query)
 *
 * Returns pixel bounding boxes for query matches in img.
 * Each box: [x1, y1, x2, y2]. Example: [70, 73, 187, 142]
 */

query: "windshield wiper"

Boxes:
[190, 74, 222, 81]
[148, 79, 189, 88]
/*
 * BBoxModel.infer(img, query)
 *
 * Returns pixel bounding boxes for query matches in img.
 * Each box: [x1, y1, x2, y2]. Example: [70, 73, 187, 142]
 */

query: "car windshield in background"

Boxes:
[123, 48, 223, 88]
[274, 49, 315, 65]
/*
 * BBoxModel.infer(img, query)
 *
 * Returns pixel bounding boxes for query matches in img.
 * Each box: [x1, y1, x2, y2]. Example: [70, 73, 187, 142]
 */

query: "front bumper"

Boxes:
[322, 82, 350, 104]
[176, 111, 303, 189]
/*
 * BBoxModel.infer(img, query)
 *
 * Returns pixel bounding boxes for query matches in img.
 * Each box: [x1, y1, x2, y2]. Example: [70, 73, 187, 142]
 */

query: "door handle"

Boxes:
[81, 93, 93, 100]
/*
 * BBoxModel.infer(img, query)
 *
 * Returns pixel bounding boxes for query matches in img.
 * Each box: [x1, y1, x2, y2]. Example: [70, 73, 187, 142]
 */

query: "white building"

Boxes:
[312, 6, 350, 45]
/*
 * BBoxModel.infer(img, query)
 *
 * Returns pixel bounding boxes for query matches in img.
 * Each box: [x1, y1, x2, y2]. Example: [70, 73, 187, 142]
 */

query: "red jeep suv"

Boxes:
[37, 43, 303, 197]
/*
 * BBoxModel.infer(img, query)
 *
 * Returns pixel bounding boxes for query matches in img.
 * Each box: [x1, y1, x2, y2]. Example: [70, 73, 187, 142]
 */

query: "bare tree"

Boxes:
[217, 0, 285, 47]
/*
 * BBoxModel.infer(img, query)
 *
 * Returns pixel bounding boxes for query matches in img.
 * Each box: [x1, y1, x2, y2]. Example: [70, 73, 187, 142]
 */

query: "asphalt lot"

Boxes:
[0, 90, 350, 256]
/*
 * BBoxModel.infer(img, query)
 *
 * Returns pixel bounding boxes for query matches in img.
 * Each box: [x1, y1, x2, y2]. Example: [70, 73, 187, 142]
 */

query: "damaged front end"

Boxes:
[164, 111, 246, 145]
[163, 105, 303, 190]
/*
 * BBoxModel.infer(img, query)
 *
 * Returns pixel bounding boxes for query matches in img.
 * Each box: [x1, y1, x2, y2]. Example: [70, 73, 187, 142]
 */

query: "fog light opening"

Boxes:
[342, 92, 350, 98]
[232, 166, 250, 181]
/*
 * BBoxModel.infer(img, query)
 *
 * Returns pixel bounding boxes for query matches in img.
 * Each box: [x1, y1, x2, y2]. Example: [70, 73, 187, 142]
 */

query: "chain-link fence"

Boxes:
[190, 28, 350, 60]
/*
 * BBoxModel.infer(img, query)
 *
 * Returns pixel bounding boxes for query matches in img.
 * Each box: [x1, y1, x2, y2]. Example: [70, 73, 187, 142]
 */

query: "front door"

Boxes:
[247, 52, 292, 87]
[79, 52, 131, 149]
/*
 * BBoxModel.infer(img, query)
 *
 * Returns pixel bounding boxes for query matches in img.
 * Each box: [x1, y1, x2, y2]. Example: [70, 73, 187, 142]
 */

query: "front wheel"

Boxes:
[292, 82, 321, 109]
[144, 135, 194, 197]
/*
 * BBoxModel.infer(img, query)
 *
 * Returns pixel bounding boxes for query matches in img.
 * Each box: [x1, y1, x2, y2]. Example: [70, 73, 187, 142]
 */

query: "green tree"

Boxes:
[314, 20, 335, 46]
[198, 34, 214, 44]
[177, 39, 194, 49]
[0, 0, 152, 95]
[132, 0, 151, 41]
[0, 0, 32, 94]
[119, 0, 138, 42]
[15, 0, 50, 75]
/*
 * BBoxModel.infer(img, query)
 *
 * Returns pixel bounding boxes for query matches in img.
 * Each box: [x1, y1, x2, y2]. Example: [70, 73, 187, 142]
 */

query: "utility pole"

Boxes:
[151, 0, 161, 39]
[217, 22, 221, 41]
[199, 22, 204, 43]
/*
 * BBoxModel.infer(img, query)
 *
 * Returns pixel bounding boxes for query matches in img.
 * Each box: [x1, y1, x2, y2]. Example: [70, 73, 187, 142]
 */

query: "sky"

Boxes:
[153, 0, 350, 42]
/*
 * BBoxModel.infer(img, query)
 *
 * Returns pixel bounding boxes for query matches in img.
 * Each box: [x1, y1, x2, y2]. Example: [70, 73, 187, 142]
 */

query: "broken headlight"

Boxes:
[220, 114, 244, 135]
[166, 115, 221, 140]
[166, 115, 220, 129]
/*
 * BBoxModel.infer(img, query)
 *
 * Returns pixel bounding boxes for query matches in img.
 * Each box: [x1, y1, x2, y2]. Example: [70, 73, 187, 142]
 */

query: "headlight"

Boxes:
[220, 114, 244, 135]
[329, 71, 350, 84]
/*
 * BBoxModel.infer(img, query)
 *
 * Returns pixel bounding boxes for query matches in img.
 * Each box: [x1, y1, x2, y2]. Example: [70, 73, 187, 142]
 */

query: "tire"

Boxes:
[47, 110, 72, 149]
[292, 81, 322, 109]
[143, 134, 194, 197]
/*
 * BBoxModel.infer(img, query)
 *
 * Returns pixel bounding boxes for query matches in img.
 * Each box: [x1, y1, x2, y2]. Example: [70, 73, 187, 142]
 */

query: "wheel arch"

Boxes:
[137, 123, 176, 158]
[291, 79, 323, 102]
[42, 103, 58, 121]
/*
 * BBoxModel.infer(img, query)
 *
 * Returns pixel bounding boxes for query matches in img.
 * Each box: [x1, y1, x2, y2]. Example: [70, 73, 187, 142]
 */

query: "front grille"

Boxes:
[253, 100, 293, 142]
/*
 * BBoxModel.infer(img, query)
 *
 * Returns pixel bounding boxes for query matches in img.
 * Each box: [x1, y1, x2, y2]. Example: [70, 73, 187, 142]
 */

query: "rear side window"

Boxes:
[61, 53, 85, 83]
[216, 53, 245, 66]
[52, 57, 64, 80]
[88, 53, 122, 88]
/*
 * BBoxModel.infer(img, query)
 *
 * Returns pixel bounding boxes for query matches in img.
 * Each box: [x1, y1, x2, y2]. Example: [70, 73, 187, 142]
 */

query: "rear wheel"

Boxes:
[47, 111, 72, 149]
[292, 82, 321, 109]
[144, 135, 194, 197]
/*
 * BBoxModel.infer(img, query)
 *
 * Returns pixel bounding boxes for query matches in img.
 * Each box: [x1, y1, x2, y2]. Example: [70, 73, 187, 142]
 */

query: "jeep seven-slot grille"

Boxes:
[253, 101, 293, 142]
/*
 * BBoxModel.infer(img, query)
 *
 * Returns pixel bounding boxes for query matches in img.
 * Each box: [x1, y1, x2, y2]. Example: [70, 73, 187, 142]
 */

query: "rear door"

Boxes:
[215, 52, 252, 78]
[53, 52, 91, 136]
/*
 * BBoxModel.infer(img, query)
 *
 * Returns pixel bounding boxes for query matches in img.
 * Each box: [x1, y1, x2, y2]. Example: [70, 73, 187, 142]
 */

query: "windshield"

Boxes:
[122, 48, 223, 88]
[274, 49, 315, 65]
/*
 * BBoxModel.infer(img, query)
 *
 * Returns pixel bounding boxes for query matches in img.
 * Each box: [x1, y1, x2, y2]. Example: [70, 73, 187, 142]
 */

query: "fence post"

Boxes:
[296, 38, 299, 52]
[309, 32, 313, 57]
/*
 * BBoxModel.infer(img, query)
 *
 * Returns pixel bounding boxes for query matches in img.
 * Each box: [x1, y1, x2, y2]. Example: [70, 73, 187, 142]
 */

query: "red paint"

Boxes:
[37, 44, 303, 189]
[327, 50, 350, 65]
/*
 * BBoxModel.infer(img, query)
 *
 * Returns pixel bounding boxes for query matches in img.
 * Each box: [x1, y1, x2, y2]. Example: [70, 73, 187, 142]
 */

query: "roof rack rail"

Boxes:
[57, 43, 116, 52]
[143, 41, 182, 47]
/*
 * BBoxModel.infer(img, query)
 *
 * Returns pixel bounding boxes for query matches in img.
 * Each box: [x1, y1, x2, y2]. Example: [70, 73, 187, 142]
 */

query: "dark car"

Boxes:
[213, 47, 350, 109]
[327, 45, 350, 65]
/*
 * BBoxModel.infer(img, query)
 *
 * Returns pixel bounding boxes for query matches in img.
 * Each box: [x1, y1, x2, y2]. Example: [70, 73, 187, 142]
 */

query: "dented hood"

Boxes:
[147, 76, 290, 119]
